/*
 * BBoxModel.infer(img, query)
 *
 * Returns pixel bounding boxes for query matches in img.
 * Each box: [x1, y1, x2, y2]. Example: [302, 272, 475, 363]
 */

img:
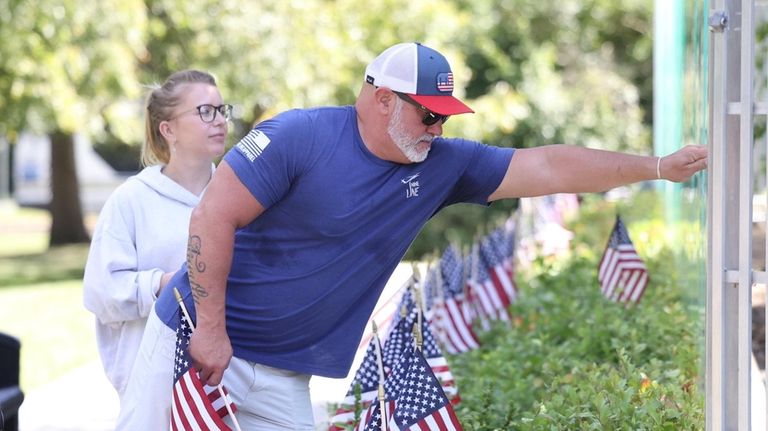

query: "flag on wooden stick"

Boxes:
[328, 340, 382, 430]
[171, 289, 241, 431]
[597, 216, 649, 304]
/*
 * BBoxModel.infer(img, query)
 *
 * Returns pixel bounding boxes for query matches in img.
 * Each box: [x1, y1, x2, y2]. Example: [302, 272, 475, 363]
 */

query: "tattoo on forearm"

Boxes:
[187, 235, 208, 304]
[190, 280, 208, 304]
[187, 235, 207, 273]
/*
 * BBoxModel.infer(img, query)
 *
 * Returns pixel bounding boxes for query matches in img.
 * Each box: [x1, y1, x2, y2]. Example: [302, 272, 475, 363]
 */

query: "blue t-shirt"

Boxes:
[156, 105, 514, 377]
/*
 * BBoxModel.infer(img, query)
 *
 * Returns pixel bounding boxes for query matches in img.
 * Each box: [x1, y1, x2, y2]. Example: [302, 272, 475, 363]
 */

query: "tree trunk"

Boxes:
[49, 130, 90, 245]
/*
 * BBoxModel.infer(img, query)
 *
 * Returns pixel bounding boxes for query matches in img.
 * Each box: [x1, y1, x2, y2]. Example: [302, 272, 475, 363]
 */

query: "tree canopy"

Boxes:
[0, 0, 654, 250]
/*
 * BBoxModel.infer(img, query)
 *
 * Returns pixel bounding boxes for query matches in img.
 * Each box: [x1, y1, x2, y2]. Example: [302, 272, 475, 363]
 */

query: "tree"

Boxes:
[131, 0, 654, 258]
[0, 0, 146, 245]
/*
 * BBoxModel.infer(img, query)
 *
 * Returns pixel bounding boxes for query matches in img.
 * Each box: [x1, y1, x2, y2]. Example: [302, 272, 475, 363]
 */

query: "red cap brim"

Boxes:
[409, 94, 474, 116]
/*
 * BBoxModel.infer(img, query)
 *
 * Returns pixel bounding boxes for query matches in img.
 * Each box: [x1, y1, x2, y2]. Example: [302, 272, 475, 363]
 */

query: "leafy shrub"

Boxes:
[450, 191, 705, 430]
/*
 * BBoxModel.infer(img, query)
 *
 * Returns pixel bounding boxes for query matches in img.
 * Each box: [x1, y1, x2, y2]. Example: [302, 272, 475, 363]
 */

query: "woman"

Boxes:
[83, 69, 230, 403]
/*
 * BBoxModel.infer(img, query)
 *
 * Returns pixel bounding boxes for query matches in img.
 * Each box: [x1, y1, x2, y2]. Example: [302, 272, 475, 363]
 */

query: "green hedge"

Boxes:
[450, 192, 705, 430]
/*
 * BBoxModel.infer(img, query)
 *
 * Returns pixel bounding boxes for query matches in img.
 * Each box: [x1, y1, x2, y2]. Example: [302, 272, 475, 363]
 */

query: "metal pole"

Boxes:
[738, 0, 756, 428]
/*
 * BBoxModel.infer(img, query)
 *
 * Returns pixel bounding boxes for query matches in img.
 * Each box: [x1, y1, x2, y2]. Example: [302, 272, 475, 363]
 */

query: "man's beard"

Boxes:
[387, 98, 433, 163]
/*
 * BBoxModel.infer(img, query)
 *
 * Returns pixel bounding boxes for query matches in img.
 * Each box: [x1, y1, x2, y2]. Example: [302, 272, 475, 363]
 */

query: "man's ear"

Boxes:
[375, 87, 395, 115]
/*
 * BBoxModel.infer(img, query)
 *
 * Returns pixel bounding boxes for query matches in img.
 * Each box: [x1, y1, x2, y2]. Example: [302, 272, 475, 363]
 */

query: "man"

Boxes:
[121, 42, 707, 430]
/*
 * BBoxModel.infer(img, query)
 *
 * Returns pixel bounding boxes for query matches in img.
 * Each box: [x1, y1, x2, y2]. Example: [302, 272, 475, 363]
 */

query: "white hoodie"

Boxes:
[83, 164, 213, 397]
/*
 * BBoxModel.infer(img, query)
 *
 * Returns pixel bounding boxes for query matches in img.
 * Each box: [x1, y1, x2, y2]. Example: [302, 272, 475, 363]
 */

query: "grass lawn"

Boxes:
[0, 280, 98, 392]
[0, 203, 98, 392]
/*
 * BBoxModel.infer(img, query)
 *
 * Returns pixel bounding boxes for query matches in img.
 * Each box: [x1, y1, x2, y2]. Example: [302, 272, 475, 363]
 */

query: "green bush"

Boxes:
[450, 191, 705, 430]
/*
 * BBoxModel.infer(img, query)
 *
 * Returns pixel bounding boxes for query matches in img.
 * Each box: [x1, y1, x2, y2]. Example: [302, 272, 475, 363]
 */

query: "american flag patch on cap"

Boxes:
[436, 72, 454, 92]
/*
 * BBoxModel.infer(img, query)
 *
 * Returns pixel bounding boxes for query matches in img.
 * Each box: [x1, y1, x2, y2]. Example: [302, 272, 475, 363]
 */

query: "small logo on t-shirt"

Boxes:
[236, 129, 271, 162]
[401, 173, 420, 199]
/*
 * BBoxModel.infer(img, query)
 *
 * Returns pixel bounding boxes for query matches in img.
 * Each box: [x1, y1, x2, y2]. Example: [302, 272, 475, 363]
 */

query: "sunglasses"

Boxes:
[393, 91, 449, 126]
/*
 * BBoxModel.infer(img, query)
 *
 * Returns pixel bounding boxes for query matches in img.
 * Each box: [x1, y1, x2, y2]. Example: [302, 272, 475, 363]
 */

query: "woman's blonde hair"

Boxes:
[141, 70, 217, 167]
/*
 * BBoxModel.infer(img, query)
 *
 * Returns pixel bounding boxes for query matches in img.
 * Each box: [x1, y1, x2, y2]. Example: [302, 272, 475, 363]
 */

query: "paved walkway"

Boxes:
[17, 359, 351, 431]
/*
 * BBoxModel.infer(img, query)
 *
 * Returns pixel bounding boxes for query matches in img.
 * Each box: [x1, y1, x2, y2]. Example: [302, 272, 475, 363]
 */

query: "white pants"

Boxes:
[117, 305, 315, 430]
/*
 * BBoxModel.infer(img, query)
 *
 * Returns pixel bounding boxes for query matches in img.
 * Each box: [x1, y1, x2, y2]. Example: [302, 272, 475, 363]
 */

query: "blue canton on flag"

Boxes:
[329, 340, 382, 430]
[382, 307, 417, 374]
[440, 245, 464, 298]
[359, 402, 385, 431]
[387, 347, 463, 431]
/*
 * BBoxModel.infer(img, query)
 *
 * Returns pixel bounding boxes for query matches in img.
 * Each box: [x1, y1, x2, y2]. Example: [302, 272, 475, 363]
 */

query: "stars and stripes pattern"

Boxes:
[489, 227, 517, 301]
[598, 216, 649, 304]
[358, 401, 387, 431]
[387, 347, 463, 431]
[420, 317, 460, 405]
[171, 315, 237, 431]
[436, 72, 455, 93]
[386, 283, 461, 404]
[439, 245, 464, 298]
[329, 340, 382, 430]
[479, 233, 516, 310]
[466, 242, 510, 324]
[429, 246, 480, 354]
[382, 304, 417, 374]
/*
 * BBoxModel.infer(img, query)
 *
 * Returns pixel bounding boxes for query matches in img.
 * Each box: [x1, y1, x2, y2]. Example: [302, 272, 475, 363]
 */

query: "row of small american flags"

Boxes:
[167, 206, 647, 430]
[329, 225, 518, 430]
[329, 213, 649, 430]
[330, 284, 463, 431]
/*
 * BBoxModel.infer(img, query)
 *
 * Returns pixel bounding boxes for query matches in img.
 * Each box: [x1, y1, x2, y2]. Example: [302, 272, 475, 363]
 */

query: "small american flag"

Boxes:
[420, 317, 460, 405]
[598, 216, 649, 304]
[430, 296, 479, 354]
[328, 340, 382, 430]
[171, 315, 237, 431]
[382, 288, 462, 405]
[440, 245, 464, 298]
[467, 241, 511, 323]
[431, 246, 480, 354]
[382, 305, 417, 374]
[358, 401, 386, 431]
[387, 347, 463, 431]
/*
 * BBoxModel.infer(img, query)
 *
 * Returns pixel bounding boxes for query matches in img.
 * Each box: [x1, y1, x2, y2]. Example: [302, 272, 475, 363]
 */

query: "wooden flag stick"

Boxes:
[371, 321, 388, 431]
[413, 283, 423, 352]
[174, 288, 243, 431]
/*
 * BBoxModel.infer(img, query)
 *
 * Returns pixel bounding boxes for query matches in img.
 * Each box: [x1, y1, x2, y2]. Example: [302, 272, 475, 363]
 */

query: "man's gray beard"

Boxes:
[387, 98, 432, 163]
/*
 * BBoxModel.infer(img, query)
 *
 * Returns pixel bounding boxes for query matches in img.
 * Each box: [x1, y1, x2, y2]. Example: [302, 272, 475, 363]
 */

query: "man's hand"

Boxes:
[189, 325, 232, 386]
[659, 145, 708, 183]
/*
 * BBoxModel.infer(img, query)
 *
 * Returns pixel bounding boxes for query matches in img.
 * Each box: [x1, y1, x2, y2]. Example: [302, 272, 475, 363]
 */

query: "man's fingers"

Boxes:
[196, 367, 222, 386]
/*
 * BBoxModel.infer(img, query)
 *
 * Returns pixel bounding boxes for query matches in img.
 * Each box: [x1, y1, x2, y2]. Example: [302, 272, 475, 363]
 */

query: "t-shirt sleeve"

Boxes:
[444, 139, 515, 206]
[223, 110, 310, 208]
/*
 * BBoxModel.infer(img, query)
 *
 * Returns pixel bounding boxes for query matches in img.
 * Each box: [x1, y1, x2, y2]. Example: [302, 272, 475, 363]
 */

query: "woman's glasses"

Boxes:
[173, 104, 233, 123]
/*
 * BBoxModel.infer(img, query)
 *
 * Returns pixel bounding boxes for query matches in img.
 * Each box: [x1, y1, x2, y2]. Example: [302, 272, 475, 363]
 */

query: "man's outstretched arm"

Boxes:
[488, 144, 708, 201]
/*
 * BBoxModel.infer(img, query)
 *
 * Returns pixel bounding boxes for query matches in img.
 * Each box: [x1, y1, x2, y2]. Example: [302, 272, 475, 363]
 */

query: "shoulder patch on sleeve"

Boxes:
[235, 129, 271, 162]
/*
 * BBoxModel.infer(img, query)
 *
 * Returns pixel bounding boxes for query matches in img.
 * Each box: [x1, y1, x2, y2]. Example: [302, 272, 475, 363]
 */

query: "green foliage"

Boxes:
[0, 0, 146, 138]
[1, 0, 658, 248]
[447, 0, 652, 153]
[447, 191, 704, 430]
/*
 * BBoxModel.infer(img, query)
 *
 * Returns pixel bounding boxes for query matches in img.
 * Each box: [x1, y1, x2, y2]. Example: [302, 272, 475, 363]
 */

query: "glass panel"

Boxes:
[656, 0, 709, 426]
